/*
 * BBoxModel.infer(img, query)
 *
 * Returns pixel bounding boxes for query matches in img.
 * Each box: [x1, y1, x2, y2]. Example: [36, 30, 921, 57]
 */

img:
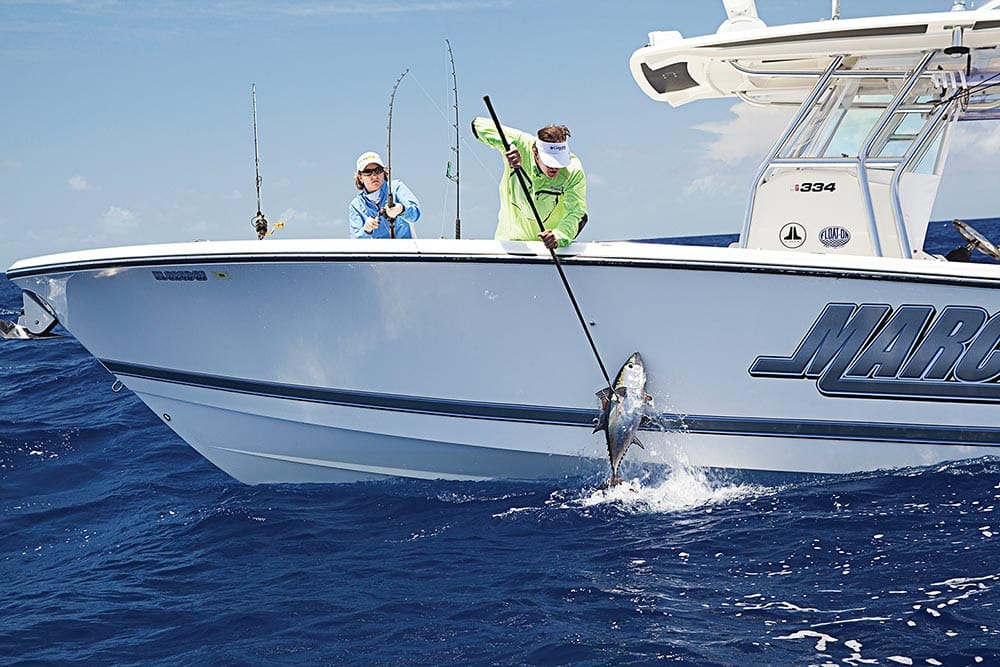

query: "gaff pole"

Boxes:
[482, 96, 611, 388]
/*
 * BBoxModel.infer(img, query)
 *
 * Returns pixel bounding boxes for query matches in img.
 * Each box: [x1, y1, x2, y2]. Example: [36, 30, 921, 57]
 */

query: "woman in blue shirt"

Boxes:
[348, 151, 421, 238]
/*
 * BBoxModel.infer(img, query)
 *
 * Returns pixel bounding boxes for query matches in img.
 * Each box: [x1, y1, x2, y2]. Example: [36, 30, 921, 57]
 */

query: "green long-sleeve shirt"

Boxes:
[472, 117, 587, 248]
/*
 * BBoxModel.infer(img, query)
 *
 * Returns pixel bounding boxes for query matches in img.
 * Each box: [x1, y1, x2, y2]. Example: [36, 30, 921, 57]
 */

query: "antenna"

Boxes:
[446, 40, 461, 239]
[250, 84, 268, 240]
[832, 0, 841, 20]
[386, 69, 408, 240]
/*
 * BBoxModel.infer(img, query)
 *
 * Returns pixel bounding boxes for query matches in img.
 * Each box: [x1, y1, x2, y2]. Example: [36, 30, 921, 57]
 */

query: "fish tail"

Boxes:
[598, 475, 624, 491]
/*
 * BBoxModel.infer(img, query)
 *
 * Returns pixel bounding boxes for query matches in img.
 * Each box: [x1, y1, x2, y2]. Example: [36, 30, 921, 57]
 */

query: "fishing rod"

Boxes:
[386, 69, 408, 239]
[482, 95, 612, 389]
[250, 84, 268, 240]
[446, 40, 461, 239]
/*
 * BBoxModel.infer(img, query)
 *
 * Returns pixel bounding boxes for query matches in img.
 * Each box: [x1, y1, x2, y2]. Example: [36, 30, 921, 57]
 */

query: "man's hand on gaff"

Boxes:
[539, 229, 559, 250]
[505, 147, 521, 170]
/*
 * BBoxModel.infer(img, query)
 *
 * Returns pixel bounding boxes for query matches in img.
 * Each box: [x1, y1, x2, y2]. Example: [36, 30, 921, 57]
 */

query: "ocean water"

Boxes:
[2, 221, 1000, 666]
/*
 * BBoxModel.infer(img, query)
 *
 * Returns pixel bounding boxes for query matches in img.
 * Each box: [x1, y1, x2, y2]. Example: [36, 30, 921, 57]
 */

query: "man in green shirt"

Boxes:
[472, 118, 588, 249]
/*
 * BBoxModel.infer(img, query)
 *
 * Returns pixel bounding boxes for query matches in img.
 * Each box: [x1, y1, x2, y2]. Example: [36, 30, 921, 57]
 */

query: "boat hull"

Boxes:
[8, 239, 1000, 483]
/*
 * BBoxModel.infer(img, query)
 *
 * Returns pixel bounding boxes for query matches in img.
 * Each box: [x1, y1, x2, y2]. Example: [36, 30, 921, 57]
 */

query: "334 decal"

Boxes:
[792, 182, 837, 192]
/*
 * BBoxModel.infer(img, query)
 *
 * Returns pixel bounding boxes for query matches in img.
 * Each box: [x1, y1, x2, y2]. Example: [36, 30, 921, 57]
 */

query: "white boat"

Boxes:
[6, 1, 1000, 484]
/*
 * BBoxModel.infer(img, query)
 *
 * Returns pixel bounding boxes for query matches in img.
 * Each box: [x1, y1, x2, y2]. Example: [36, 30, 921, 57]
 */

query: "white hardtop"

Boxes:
[631, 6, 1000, 106]
[631, 2, 1000, 262]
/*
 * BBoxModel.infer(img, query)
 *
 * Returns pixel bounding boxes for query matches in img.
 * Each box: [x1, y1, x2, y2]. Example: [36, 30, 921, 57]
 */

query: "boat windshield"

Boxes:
[740, 50, 1000, 258]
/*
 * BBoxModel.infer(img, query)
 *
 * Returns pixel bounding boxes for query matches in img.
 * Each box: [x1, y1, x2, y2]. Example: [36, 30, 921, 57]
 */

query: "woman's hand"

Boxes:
[363, 217, 379, 234]
[383, 203, 404, 219]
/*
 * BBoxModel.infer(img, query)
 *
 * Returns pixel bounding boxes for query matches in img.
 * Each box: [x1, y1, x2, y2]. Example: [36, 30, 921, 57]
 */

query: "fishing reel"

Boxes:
[252, 211, 268, 240]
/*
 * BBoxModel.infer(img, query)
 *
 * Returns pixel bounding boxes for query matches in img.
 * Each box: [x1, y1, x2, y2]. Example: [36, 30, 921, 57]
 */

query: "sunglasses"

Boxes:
[360, 166, 385, 176]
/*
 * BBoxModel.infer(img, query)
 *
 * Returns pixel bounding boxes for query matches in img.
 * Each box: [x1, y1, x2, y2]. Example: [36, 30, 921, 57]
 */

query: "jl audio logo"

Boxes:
[780, 222, 806, 248]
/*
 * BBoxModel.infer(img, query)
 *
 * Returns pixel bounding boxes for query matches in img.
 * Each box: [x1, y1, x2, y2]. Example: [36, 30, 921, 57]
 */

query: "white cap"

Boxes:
[535, 139, 571, 169]
[356, 151, 385, 173]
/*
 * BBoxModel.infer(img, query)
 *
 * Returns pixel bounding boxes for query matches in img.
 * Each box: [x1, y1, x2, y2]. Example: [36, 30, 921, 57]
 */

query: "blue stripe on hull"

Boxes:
[102, 360, 1000, 448]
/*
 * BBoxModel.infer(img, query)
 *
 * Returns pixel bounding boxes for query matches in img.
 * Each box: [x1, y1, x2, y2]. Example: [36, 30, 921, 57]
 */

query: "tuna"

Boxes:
[594, 352, 654, 487]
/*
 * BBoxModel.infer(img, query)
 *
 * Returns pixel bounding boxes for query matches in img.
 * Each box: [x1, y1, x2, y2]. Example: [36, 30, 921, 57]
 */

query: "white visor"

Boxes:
[536, 139, 571, 168]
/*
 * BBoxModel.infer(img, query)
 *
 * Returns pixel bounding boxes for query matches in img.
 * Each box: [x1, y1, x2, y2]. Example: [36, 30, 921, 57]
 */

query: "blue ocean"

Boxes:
[2, 221, 1000, 666]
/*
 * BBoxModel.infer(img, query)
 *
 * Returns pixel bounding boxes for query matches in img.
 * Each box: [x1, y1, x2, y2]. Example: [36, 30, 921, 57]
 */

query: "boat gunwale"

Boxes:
[7, 239, 1000, 290]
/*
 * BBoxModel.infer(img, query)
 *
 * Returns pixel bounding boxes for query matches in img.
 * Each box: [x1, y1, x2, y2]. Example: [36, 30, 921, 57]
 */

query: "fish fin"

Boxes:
[592, 416, 605, 434]
[632, 436, 645, 450]
[594, 387, 612, 432]
[639, 396, 657, 427]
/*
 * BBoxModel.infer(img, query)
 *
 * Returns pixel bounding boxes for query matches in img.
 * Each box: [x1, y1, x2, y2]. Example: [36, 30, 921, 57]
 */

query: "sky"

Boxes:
[2, 0, 999, 268]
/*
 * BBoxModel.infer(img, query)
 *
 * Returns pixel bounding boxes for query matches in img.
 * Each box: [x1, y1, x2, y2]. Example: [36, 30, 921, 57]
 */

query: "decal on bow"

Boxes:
[750, 303, 1000, 402]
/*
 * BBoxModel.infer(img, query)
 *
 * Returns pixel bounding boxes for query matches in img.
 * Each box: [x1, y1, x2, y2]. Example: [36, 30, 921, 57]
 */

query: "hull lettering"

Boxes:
[750, 303, 1000, 402]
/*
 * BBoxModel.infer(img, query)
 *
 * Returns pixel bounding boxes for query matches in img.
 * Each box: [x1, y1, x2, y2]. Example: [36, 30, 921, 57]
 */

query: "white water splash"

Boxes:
[491, 464, 768, 519]
[572, 464, 768, 514]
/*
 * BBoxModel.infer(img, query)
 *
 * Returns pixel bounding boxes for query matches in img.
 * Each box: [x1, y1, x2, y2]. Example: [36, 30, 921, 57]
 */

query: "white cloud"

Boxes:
[949, 121, 1000, 160]
[685, 174, 721, 196]
[99, 206, 138, 234]
[2, 159, 22, 169]
[274, 208, 347, 234]
[588, 172, 605, 186]
[683, 102, 794, 197]
[221, 189, 242, 201]
[277, 207, 314, 225]
[683, 159, 753, 199]
[182, 220, 212, 238]
[692, 102, 795, 165]
[68, 175, 92, 191]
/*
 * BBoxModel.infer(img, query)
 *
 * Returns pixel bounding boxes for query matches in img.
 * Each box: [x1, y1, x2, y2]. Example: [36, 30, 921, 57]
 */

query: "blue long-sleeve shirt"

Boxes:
[348, 179, 421, 239]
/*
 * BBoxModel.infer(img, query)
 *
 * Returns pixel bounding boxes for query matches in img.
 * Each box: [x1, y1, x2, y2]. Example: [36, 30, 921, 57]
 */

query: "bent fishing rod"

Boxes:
[446, 40, 461, 239]
[385, 69, 408, 239]
[482, 95, 612, 389]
